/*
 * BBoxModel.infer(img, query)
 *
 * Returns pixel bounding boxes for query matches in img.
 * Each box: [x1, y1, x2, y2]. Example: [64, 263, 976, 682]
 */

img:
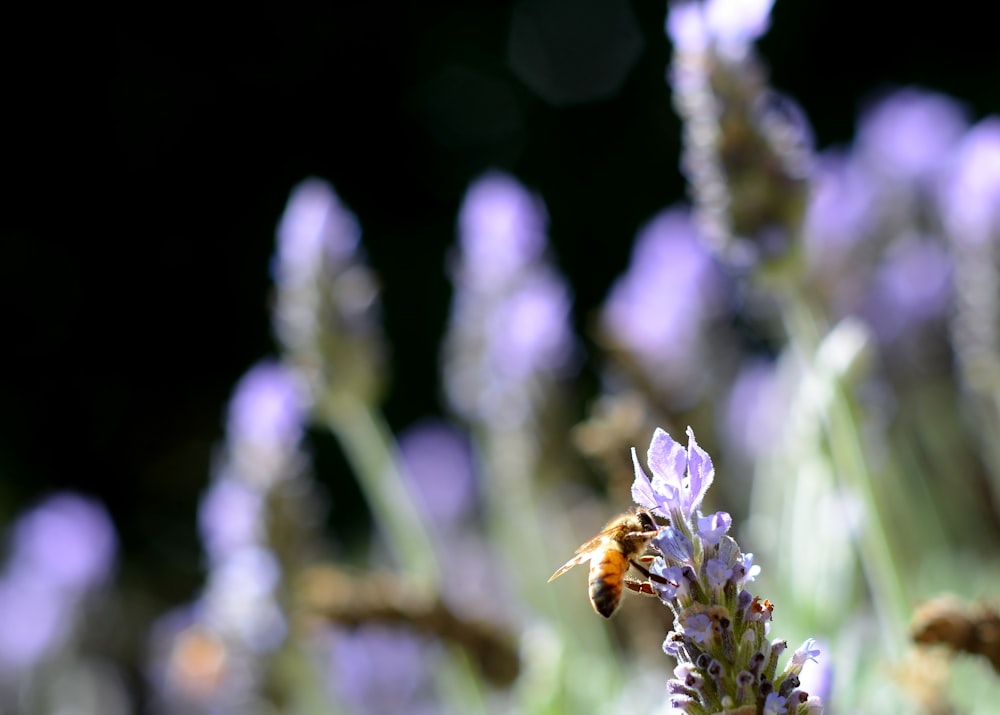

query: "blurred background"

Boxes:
[3, 1, 1000, 713]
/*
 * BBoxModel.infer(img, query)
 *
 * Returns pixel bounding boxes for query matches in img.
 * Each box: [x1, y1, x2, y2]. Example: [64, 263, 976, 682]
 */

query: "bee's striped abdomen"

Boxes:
[588, 548, 628, 618]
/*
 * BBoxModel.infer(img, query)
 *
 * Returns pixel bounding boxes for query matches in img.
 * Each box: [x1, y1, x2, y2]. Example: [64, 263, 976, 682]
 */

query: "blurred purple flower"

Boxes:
[722, 358, 781, 462]
[856, 88, 967, 184]
[147, 606, 225, 705]
[324, 625, 441, 715]
[174, 359, 310, 706]
[667, 1, 710, 52]
[862, 236, 952, 344]
[226, 361, 309, 453]
[456, 172, 546, 287]
[801, 148, 886, 324]
[198, 476, 263, 563]
[0, 574, 69, 673]
[445, 171, 576, 424]
[602, 208, 725, 402]
[220, 360, 309, 492]
[276, 178, 360, 275]
[0, 493, 116, 676]
[201, 545, 285, 653]
[8, 492, 116, 593]
[804, 150, 877, 255]
[398, 419, 477, 528]
[272, 178, 386, 405]
[486, 269, 574, 380]
[704, 0, 775, 49]
[667, 0, 774, 56]
[941, 117, 1000, 244]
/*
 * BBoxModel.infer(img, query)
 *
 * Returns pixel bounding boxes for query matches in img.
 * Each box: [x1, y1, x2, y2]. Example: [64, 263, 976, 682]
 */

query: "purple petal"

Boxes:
[736, 552, 761, 585]
[681, 612, 713, 643]
[684, 427, 715, 514]
[663, 633, 685, 658]
[697, 510, 731, 546]
[796, 639, 831, 702]
[646, 428, 688, 508]
[654, 527, 695, 565]
[790, 638, 821, 670]
[630, 447, 662, 512]
[705, 558, 734, 589]
[650, 561, 687, 601]
[763, 692, 788, 715]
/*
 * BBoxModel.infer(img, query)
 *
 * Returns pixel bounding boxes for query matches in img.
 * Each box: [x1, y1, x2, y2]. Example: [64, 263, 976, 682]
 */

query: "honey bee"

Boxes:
[548, 508, 667, 618]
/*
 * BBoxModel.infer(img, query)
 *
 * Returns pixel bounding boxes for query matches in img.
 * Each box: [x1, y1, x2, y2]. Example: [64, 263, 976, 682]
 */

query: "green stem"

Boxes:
[318, 392, 439, 590]
[783, 294, 908, 648]
[318, 392, 491, 715]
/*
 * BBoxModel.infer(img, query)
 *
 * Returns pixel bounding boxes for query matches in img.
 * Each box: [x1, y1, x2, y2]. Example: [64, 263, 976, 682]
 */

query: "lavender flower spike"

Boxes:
[272, 177, 386, 406]
[630, 427, 824, 714]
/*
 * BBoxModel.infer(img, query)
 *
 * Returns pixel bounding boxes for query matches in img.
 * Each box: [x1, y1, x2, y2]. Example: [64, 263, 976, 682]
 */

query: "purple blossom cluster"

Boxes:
[804, 88, 973, 355]
[321, 624, 445, 715]
[669, 0, 811, 263]
[272, 177, 387, 406]
[443, 171, 576, 426]
[601, 208, 727, 405]
[632, 427, 822, 715]
[150, 362, 310, 711]
[0, 494, 116, 681]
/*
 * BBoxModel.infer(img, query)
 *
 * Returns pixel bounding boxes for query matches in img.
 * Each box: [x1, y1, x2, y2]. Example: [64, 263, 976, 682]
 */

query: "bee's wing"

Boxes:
[547, 534, 604, 582]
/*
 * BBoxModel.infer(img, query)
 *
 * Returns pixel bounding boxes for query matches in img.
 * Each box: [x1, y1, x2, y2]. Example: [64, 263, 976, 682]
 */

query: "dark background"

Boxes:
[3, 1, 998, 604]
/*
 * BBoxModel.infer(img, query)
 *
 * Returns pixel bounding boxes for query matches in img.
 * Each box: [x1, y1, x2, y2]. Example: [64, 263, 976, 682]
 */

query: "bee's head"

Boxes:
[634, 507, 660, 532]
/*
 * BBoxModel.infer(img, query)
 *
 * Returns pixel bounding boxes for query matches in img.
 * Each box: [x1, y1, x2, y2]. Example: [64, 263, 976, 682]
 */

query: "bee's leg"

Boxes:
[629, 557, 674, 586]
[623, 576, 659, 597]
